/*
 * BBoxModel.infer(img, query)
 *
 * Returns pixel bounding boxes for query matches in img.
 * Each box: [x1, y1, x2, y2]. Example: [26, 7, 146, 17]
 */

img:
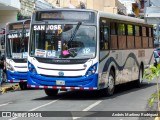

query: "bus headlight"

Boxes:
[85, 63, 98, 76]
[28, 62, 37, 74]
[6, 63, 14, 71]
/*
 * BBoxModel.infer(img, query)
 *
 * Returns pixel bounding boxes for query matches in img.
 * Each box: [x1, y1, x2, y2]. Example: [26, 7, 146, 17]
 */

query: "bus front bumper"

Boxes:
[6, 70, 27, 83]
[27, 72, 98, 90]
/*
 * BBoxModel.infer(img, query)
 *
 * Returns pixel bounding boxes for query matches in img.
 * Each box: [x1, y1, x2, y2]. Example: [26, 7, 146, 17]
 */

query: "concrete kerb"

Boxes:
[0, 83, 21, 94]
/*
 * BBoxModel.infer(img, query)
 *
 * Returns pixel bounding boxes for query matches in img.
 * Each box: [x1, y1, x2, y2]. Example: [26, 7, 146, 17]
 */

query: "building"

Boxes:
[0, 0, 56, 52]
[19, 0, 57, 19]
[0, 0, 20, 29]
[132, 0, 145, 18]
[0, 0, 20, 52]
[46, 0, 127, 15]
[119, 0, 135, 16]
[144, 0, 160, 47]
[144, 0, 160, 24]
[132, 0, 160, 47]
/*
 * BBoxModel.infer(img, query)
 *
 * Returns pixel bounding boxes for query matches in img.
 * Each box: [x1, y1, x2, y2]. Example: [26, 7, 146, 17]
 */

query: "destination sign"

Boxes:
[9, 23, 30, 30]
[12, 24, 30, 29]
[36, 11, 95, 22]
[8, 32, 30, 39]
[33, 25, 61, 31]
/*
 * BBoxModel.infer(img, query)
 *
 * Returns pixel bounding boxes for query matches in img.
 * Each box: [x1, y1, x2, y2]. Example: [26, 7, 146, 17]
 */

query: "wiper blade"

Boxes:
[69, 21, 82, 41]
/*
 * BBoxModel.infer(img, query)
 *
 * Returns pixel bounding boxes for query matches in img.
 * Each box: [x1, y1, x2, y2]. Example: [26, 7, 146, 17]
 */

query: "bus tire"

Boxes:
[44, 89, 58, 97]
[19, 82, 27, 90]
[136, 66, 143, 88]
[101, 70, 115, 96]
[106, 70, 115, 96]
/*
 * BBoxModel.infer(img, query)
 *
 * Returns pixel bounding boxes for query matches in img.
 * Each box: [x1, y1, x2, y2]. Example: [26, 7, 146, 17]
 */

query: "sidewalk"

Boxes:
[0, 82, 20, 93]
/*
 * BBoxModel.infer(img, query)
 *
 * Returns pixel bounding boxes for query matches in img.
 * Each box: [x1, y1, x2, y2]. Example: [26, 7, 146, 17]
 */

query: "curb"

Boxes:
[0, 84, 20, 94]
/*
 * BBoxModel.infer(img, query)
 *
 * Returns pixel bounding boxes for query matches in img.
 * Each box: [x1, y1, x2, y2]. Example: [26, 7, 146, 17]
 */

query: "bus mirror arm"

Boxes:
[69, 21, 82, 42]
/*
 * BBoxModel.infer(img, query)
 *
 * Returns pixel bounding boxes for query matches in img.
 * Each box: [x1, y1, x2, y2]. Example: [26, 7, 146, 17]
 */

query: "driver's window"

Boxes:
[100, 19, 109, 50]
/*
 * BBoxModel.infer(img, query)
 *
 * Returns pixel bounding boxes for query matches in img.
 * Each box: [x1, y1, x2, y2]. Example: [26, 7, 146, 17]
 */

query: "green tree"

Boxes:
[144, 64, 160, 111]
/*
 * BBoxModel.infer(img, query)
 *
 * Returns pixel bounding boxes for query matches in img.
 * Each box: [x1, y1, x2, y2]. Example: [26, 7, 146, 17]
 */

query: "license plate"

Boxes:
[56, 80, 65, 85]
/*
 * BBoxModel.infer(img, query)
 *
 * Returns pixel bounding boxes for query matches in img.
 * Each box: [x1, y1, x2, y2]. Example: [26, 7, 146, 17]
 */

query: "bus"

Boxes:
[5, 20, 30, 90]
[27, 9, 154, 96]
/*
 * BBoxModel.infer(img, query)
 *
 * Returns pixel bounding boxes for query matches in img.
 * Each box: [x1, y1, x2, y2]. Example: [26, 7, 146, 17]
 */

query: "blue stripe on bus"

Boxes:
[6, 70, 27, 81]
[103, 52, 140, 72]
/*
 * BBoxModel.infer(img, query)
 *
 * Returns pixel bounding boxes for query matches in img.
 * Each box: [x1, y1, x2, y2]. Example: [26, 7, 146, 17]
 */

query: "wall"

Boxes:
[0, 10, 17, 51]
[57, 0, 126, 14]
[0, 10, 17, 30]
[0, 0, 20, 10]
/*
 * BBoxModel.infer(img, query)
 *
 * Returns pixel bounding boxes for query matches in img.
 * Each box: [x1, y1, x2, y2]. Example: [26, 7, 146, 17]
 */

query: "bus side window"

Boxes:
[100, 23, 109, 50]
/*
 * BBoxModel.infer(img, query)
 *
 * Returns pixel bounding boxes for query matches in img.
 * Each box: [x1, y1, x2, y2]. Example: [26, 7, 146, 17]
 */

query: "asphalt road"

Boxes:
[0, 80, 158, 120]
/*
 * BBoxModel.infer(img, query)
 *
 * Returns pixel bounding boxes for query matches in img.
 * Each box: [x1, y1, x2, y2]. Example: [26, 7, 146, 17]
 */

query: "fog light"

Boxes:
[92, 70, 95, 73]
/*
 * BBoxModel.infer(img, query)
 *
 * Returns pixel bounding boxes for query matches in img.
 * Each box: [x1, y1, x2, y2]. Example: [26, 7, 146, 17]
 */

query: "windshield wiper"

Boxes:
[69, 21, 82, 41]
[20, 20, 28, 52]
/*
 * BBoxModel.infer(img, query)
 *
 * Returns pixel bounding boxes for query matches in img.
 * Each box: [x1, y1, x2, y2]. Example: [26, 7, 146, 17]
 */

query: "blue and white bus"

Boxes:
[5, 20, 30, 90]
[28, 9, 154, 96]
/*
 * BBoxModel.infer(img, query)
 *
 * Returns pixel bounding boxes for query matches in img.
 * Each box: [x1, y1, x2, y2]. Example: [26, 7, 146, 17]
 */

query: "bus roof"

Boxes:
[34, 8, 97, 13]
[34, 8, 151, 26]
[98, 11, 145, 24]
[6, 19, 30, 25]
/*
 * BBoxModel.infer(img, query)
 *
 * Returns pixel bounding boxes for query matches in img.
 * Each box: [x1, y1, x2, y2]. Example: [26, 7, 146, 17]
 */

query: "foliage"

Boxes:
[144, 64, 160, 108]
[149, 91, 160, 107]
[144, 64, 160, 81]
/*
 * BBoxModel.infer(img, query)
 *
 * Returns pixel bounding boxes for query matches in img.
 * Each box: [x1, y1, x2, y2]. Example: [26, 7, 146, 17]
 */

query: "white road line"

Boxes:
[0, 102, 12, 107]
[29, 99, 59, 111]
[82, 100, 102, 111]
[9, 99, 60, 120]
[73, 100, 102, 120]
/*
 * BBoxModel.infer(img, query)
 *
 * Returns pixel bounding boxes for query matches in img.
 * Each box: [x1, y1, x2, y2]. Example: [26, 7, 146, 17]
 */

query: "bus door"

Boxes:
[99, 18, 110, 88]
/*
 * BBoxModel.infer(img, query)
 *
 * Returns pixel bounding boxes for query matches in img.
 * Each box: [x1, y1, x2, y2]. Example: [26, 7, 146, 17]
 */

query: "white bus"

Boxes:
[5, 20, 30, 90]
[27, 9, 154, 96]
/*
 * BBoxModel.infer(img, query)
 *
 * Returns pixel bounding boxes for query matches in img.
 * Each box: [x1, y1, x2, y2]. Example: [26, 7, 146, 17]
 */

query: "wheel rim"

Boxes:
[108, 75, 114, 93]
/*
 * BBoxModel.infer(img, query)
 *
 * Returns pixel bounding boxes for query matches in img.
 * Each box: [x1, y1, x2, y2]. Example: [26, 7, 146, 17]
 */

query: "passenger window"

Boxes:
[118, 24, 126, 35]
[127, 25, 133, 36]
[110, 22, 116, 35]
[100, 23, 109, 50]
[135, 26, 140, 36]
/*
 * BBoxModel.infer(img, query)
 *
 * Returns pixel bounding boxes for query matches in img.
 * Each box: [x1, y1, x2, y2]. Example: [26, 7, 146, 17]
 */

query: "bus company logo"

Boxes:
[58, 71, 64, 76]
[53, 60, 70, 63]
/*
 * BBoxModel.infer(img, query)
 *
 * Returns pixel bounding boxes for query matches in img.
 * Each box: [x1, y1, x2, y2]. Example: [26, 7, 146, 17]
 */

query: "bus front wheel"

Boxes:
[44, 89, 58, 97]
[106, 70, 115, 96]
[136, 66, 143, 88]
[101, 70, 115, 96]
[19, 82, 27, 90]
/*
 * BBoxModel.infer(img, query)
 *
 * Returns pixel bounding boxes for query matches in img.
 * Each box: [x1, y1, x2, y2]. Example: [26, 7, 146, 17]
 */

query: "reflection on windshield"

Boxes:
[6, 31, 29, 59]
[30, 24, 96, 59]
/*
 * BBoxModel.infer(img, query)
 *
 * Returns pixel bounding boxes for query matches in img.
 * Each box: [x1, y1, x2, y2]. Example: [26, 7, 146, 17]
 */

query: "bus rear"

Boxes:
[27, 9, 98, 96]
[5, 20, 30, 90]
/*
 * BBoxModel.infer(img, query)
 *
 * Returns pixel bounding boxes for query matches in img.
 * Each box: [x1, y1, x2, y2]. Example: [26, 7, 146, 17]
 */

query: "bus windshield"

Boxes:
[30, 24, 96, 59]
[6, 30, 29, 59]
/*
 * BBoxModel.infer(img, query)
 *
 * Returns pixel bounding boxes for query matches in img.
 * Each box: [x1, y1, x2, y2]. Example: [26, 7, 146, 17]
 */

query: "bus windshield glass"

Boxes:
[30, 24, 96, 59]
[6, 29, 29, 59]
